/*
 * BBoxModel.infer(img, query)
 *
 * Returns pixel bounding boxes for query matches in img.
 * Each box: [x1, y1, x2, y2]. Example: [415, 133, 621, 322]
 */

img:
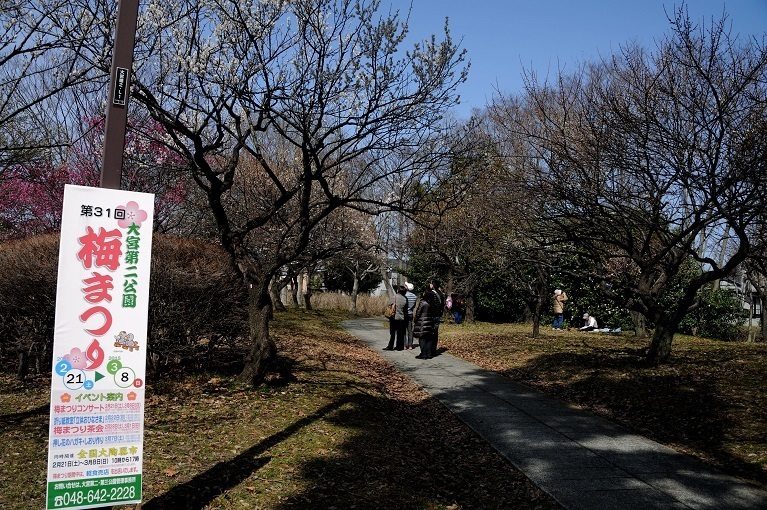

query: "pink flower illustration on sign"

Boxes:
[63, 348, 88, 369]
[116, 201, 148, 228]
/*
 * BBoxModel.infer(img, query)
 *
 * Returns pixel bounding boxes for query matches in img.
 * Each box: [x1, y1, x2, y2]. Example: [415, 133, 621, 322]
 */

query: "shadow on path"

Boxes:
[341, 317, 767, 510]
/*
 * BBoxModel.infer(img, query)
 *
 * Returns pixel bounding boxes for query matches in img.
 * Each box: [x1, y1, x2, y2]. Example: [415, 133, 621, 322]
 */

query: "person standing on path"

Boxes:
[385, 286, 408, 350]
[430, 281, 446, 355]
[552, 289, 568, 330]
[414, 288, 440, 359]
[384, 286, 408, 350]
[404, 282, 418, 349]
[384, 290, 397, 351]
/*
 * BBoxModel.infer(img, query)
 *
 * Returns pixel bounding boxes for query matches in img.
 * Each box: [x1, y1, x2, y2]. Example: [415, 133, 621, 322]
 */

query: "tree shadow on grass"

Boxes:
[501, 347, 767, 487]
[267, 393, 559, 510]
[142, 395, 356, 510]
[0, 404, 47, 430]
[143, 386, 556, 510]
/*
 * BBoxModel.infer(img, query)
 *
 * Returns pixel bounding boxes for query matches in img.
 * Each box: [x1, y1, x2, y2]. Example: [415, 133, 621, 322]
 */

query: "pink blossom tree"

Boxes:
[0, 116, 190, 242]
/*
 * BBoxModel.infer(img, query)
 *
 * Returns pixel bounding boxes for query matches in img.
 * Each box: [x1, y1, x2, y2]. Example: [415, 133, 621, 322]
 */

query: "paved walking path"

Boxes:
[342, 317, 767, 510]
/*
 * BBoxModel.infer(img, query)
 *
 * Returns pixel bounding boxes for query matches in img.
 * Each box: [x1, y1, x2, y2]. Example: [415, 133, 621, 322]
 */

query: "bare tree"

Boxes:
[321, 212, 385, 313]
[0, 0, 110, 170]
[493, 6, 767, 363]
[745, 215, 767, 342]
[50, 0, 466, 385]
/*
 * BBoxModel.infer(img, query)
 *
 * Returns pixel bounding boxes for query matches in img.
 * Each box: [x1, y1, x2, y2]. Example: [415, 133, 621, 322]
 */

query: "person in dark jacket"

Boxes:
[451, 293, 465, 324]
[430, 281, 445, 355]
[414, 289, 440, 359]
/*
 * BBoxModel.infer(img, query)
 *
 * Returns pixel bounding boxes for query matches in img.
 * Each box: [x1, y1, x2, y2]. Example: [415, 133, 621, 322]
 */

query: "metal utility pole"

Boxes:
[100, 0, 140, 190]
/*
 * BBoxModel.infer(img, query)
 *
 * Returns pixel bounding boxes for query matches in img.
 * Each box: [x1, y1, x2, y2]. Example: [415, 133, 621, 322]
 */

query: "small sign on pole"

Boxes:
[46, 184, 154, 510]
[113, 68, 129, 106]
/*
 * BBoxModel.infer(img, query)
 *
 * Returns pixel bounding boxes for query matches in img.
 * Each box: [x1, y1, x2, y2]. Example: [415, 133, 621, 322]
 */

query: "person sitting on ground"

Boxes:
[579, 313, 598, 331]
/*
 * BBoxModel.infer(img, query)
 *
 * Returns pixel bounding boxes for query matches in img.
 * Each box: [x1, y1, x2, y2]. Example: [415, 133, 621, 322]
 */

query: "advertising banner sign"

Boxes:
[46, 185, 154, 509]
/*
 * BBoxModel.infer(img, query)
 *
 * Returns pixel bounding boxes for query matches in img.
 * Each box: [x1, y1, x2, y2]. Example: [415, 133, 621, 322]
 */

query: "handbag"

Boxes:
[384, 302, 396, 318]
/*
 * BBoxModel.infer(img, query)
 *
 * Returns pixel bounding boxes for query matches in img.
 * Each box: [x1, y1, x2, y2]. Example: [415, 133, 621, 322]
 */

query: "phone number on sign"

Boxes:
[52, 486, 136, 508]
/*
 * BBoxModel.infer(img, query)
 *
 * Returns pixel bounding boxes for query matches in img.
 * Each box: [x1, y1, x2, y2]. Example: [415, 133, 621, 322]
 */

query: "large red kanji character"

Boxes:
[80, 306, 113, 336]
[77, 227, 123, 271]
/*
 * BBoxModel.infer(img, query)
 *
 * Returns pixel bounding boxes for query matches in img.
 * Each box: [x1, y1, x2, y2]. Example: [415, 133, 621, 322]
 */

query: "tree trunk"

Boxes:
[747, 300, 756, 343]
[446, 266, 454, 296]
[647, 322, 676, 364]
[349, 275, 360, 313]
[630, 310, 648, 338]
[465, 291, 475, 323]
[304, 292, 313, 310]
[297, 272, 305, 306]
[746, 274, 766, 342]
[270, 277, 287, 312]
[530, 293, 545, 338]
[380, 265, 394, 297]
[17, 350, 29, 381]
[291, 276, 300, 308]
[757, 290, 767, 342]
[238, 283, 276, 386]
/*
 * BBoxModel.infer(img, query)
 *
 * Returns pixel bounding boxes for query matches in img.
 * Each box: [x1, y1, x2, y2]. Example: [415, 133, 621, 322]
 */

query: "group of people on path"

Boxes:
[385, 281, 463, 359]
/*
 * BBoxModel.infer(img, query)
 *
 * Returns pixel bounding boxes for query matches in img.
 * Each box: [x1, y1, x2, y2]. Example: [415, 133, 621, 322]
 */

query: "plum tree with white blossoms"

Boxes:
[45, 0, 467, 385]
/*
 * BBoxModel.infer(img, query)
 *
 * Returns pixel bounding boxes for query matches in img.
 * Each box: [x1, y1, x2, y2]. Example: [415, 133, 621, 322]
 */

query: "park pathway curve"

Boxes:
[342, 317, 767, 510]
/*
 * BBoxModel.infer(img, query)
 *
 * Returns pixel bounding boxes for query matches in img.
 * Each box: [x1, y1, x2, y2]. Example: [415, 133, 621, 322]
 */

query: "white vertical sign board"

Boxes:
[46, 185, 154, 509]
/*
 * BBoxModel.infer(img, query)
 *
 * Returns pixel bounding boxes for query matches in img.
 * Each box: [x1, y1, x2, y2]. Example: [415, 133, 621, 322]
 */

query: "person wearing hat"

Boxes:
[579, 313, 598, 331]
[404, 282, 418, 349]
[552, 289, 568, 330]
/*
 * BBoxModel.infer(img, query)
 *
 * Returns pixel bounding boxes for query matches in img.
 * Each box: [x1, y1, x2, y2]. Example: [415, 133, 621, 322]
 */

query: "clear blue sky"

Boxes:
[402, 1, 767, 118]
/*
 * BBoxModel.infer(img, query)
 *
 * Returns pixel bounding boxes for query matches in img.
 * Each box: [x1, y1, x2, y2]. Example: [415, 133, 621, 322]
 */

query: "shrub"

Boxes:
[679, 287, 745, 341]
[0, 234, 247, 379]
[146, 235, 248, 374]
[0, 235, 59, 378]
